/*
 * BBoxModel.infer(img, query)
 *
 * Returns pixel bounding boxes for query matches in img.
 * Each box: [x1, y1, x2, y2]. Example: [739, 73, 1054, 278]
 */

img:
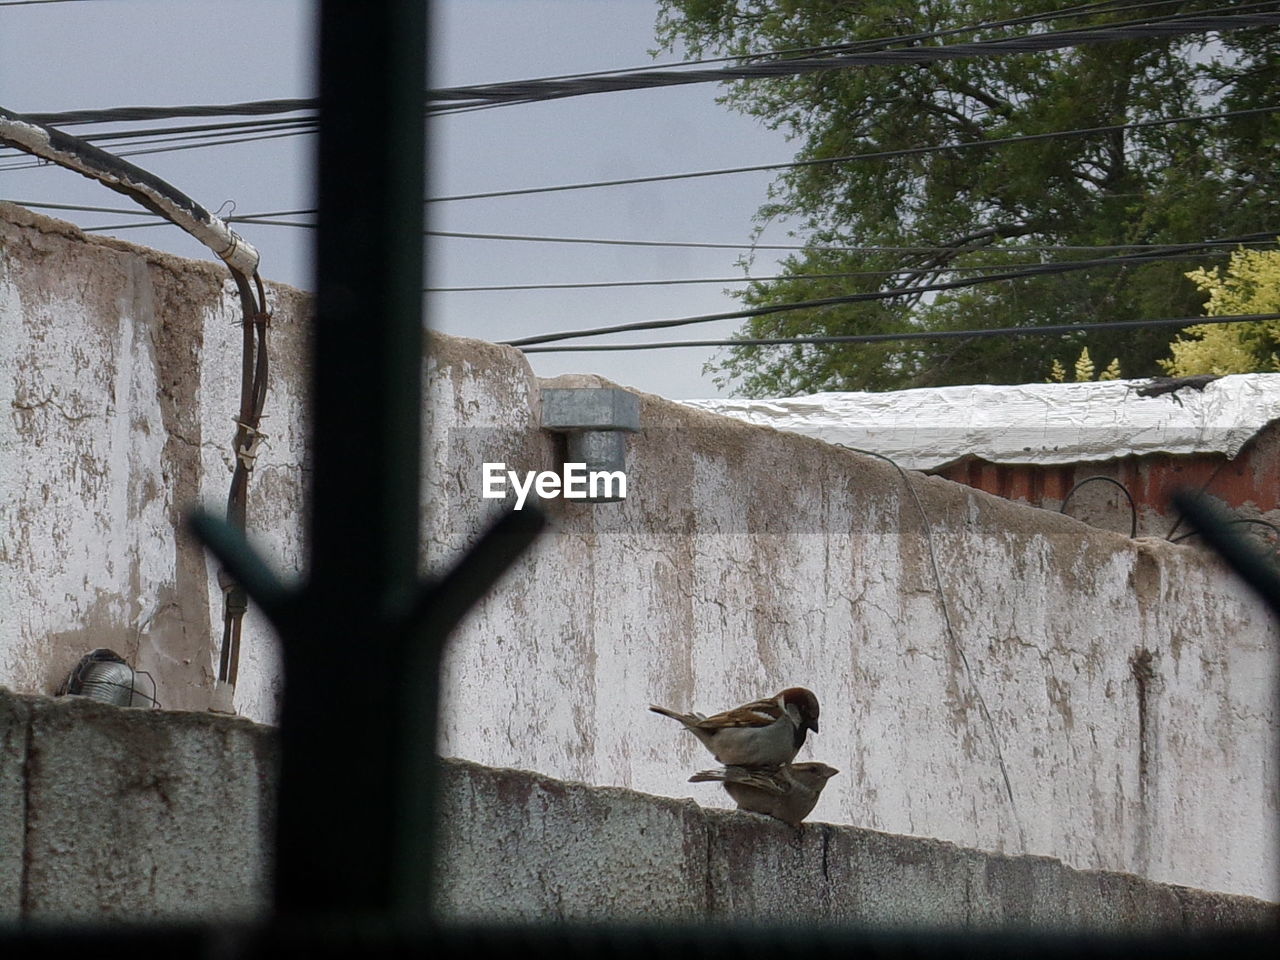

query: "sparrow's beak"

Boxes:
[810, 719, 819, 734]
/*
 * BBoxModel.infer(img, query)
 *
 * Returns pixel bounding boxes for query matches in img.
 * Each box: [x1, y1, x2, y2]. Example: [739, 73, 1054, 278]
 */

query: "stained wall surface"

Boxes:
[2, 204, 1277, 903]
[0, 202, 307, 717]
[0, 689, 1275, 931]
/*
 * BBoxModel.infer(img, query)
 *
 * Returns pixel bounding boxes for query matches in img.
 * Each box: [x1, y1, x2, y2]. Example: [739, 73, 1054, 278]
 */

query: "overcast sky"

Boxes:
[1, 0, 801, 399]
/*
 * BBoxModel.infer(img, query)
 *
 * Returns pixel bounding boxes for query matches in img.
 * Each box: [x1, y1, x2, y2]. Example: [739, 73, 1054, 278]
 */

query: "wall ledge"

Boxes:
[0, 688, 1275, 932]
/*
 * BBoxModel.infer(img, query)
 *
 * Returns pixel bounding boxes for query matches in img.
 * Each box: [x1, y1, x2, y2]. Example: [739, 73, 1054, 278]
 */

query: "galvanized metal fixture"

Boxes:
[57, 648, 151, 707]
[541, 387, 640, 502]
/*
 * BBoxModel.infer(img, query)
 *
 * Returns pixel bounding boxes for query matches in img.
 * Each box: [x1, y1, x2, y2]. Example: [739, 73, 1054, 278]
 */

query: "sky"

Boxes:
[0, 0, 802, 399]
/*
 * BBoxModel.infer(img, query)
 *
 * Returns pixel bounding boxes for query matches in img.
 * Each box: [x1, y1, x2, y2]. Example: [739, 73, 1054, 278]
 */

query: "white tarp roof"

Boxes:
[681, 373, 1280, 470]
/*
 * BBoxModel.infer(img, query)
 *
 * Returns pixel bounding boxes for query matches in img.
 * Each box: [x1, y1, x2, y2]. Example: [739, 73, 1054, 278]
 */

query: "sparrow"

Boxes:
[690, 762, 840, 827]
[648, 687, 820, 767]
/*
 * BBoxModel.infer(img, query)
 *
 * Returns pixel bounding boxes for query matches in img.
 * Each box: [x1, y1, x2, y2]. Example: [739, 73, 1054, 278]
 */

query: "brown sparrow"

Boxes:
[649, 687, 820, 766]
[690, 761, 840, 827]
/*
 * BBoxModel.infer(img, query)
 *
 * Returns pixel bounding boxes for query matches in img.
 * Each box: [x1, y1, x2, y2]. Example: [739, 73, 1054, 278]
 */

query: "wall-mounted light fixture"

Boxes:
[56, 648, 159, 708]
[541, 387, 640, 503]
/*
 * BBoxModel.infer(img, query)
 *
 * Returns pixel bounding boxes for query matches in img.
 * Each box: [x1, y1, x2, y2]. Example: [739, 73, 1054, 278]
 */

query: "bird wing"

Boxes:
[696, 696, 784, 730]
[688, 767, 789, 794]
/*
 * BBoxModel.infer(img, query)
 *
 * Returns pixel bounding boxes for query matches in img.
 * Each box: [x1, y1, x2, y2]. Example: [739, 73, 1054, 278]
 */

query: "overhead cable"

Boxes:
[7, 99, 1274, 189]
[0, 2, 1113, 125]
[0, 127, 309, 171]
[67, 214, 1280, 258]
[431, 6, 1280, 111]
[515, 313, 1280, 353]
[504, 233, 1278, 346]
[2, 200, 1248, 291]
[66, 211, 1279, 260]
[424, 251, 1234, 292]
[0, 102, 270, 688]
[0, 106, 259, 275]
[429, 104, 1280, 202]
[22, 98, 316, 127]
[16, 3, 1280, 126]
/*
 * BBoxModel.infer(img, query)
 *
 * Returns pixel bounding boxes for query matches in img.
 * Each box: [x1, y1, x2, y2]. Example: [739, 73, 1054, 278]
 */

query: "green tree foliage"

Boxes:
[1046, 347, 1121, 382]
[1161, 247, 1280, 375]
[655, 1, 1279, 394]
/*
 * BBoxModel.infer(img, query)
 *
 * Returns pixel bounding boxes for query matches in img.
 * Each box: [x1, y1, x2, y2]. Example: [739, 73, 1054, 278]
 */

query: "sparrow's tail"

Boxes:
[649, 704, 698, 726]
[688, 766, 788, 794]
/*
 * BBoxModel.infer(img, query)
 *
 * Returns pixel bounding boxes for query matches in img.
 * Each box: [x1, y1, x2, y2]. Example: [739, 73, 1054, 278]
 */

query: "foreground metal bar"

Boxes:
[192, 0, 550, 923]
[276, 0, 428, 917]
[1172, 490, 1280, 617]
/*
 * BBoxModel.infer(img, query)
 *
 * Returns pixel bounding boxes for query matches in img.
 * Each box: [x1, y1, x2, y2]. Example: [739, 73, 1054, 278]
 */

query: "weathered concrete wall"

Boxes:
[0, 202, 307, 717]
[3, 203, 1277, 903]
[437, 754, 1276, 931]
[0, 689, 1273, 931]
[423, 347, 1280, 902]
[0, 689, 275, 923]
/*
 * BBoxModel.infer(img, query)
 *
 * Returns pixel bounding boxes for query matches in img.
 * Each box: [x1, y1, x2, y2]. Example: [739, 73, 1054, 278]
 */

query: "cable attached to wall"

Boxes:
[833, 443, 1027, 849]
[0, 104, 269, 698]
[1059, 476, 1138, 538]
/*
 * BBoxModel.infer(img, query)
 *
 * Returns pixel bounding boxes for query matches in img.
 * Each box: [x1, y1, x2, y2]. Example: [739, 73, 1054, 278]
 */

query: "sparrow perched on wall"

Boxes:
[689, 761, 839, 827]
[649, 687, 820, 767]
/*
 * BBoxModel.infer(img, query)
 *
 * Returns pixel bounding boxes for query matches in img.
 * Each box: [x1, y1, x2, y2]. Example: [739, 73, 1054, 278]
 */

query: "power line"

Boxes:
[515, 313, 1280, 353]
[2, 199, 153, 216]
[424, 251, 1237, 292]
[0, 126, 310, 171]
[419, 231, 1277, 255]
[0, 107, 260, 275]
[14, 3, 1279, 127]
[504, 233, 1279, 346]
[8, 97, 1275, 189]
[695, 0, 1193, 65]
[425, 0, 1203, 114]
[429, 104, 1280, 203]
[3, 200, 1250, 290]
[22, 98, 315, 127]
[0, 118, 315, 167]
[66, 210, 1278, 261]
[66, 213, 1280, 258]
[431, 5, 1280, 111]
[6, 98, 1275, 178]
[0, 2, 1121, 125]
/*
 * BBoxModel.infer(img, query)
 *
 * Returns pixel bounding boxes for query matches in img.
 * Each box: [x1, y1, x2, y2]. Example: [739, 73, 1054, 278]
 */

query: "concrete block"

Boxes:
[1171, 883, 1280, 931]
[701, 809, 832, 923]
[965, 851, 1055, 929]
[0, 691, 31, 921]
[20, 693, 276, 922]
[434, 757, 708, 923]
[823, 825, 975, 929]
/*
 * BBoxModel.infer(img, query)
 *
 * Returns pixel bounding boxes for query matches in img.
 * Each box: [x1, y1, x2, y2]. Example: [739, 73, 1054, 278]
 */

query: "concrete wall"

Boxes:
[2, 203, 1277, 903]
[0, 202, 308, 717]
[0, 689, 275, 923]
[0, 689, 1273, 931]
[438, 753, 1276, 931]
[425, 346, 1280, 903]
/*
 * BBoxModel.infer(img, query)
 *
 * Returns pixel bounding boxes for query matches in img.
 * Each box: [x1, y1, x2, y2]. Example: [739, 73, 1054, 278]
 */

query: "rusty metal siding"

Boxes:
[932, 423, 1280, 537]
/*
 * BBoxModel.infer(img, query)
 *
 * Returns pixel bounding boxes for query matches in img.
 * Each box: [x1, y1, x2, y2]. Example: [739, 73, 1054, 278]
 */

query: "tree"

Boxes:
[1047, 347, 1122, 382]
[1161, 247, 1280, 375]
[655, 1, 1280, 395]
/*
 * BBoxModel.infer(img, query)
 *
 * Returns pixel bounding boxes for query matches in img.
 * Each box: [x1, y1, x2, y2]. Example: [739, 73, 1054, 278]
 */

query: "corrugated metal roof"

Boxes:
[682, 373, 1280, 470]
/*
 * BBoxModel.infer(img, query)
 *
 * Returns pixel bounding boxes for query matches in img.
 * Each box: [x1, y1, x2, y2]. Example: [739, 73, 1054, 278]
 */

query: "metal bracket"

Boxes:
[541, 388, 640, 503]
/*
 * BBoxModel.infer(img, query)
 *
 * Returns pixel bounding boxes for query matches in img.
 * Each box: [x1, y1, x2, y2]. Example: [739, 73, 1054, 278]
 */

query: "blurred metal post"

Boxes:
[189, 0, 546, 928]
[275, 0, 427, 917]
